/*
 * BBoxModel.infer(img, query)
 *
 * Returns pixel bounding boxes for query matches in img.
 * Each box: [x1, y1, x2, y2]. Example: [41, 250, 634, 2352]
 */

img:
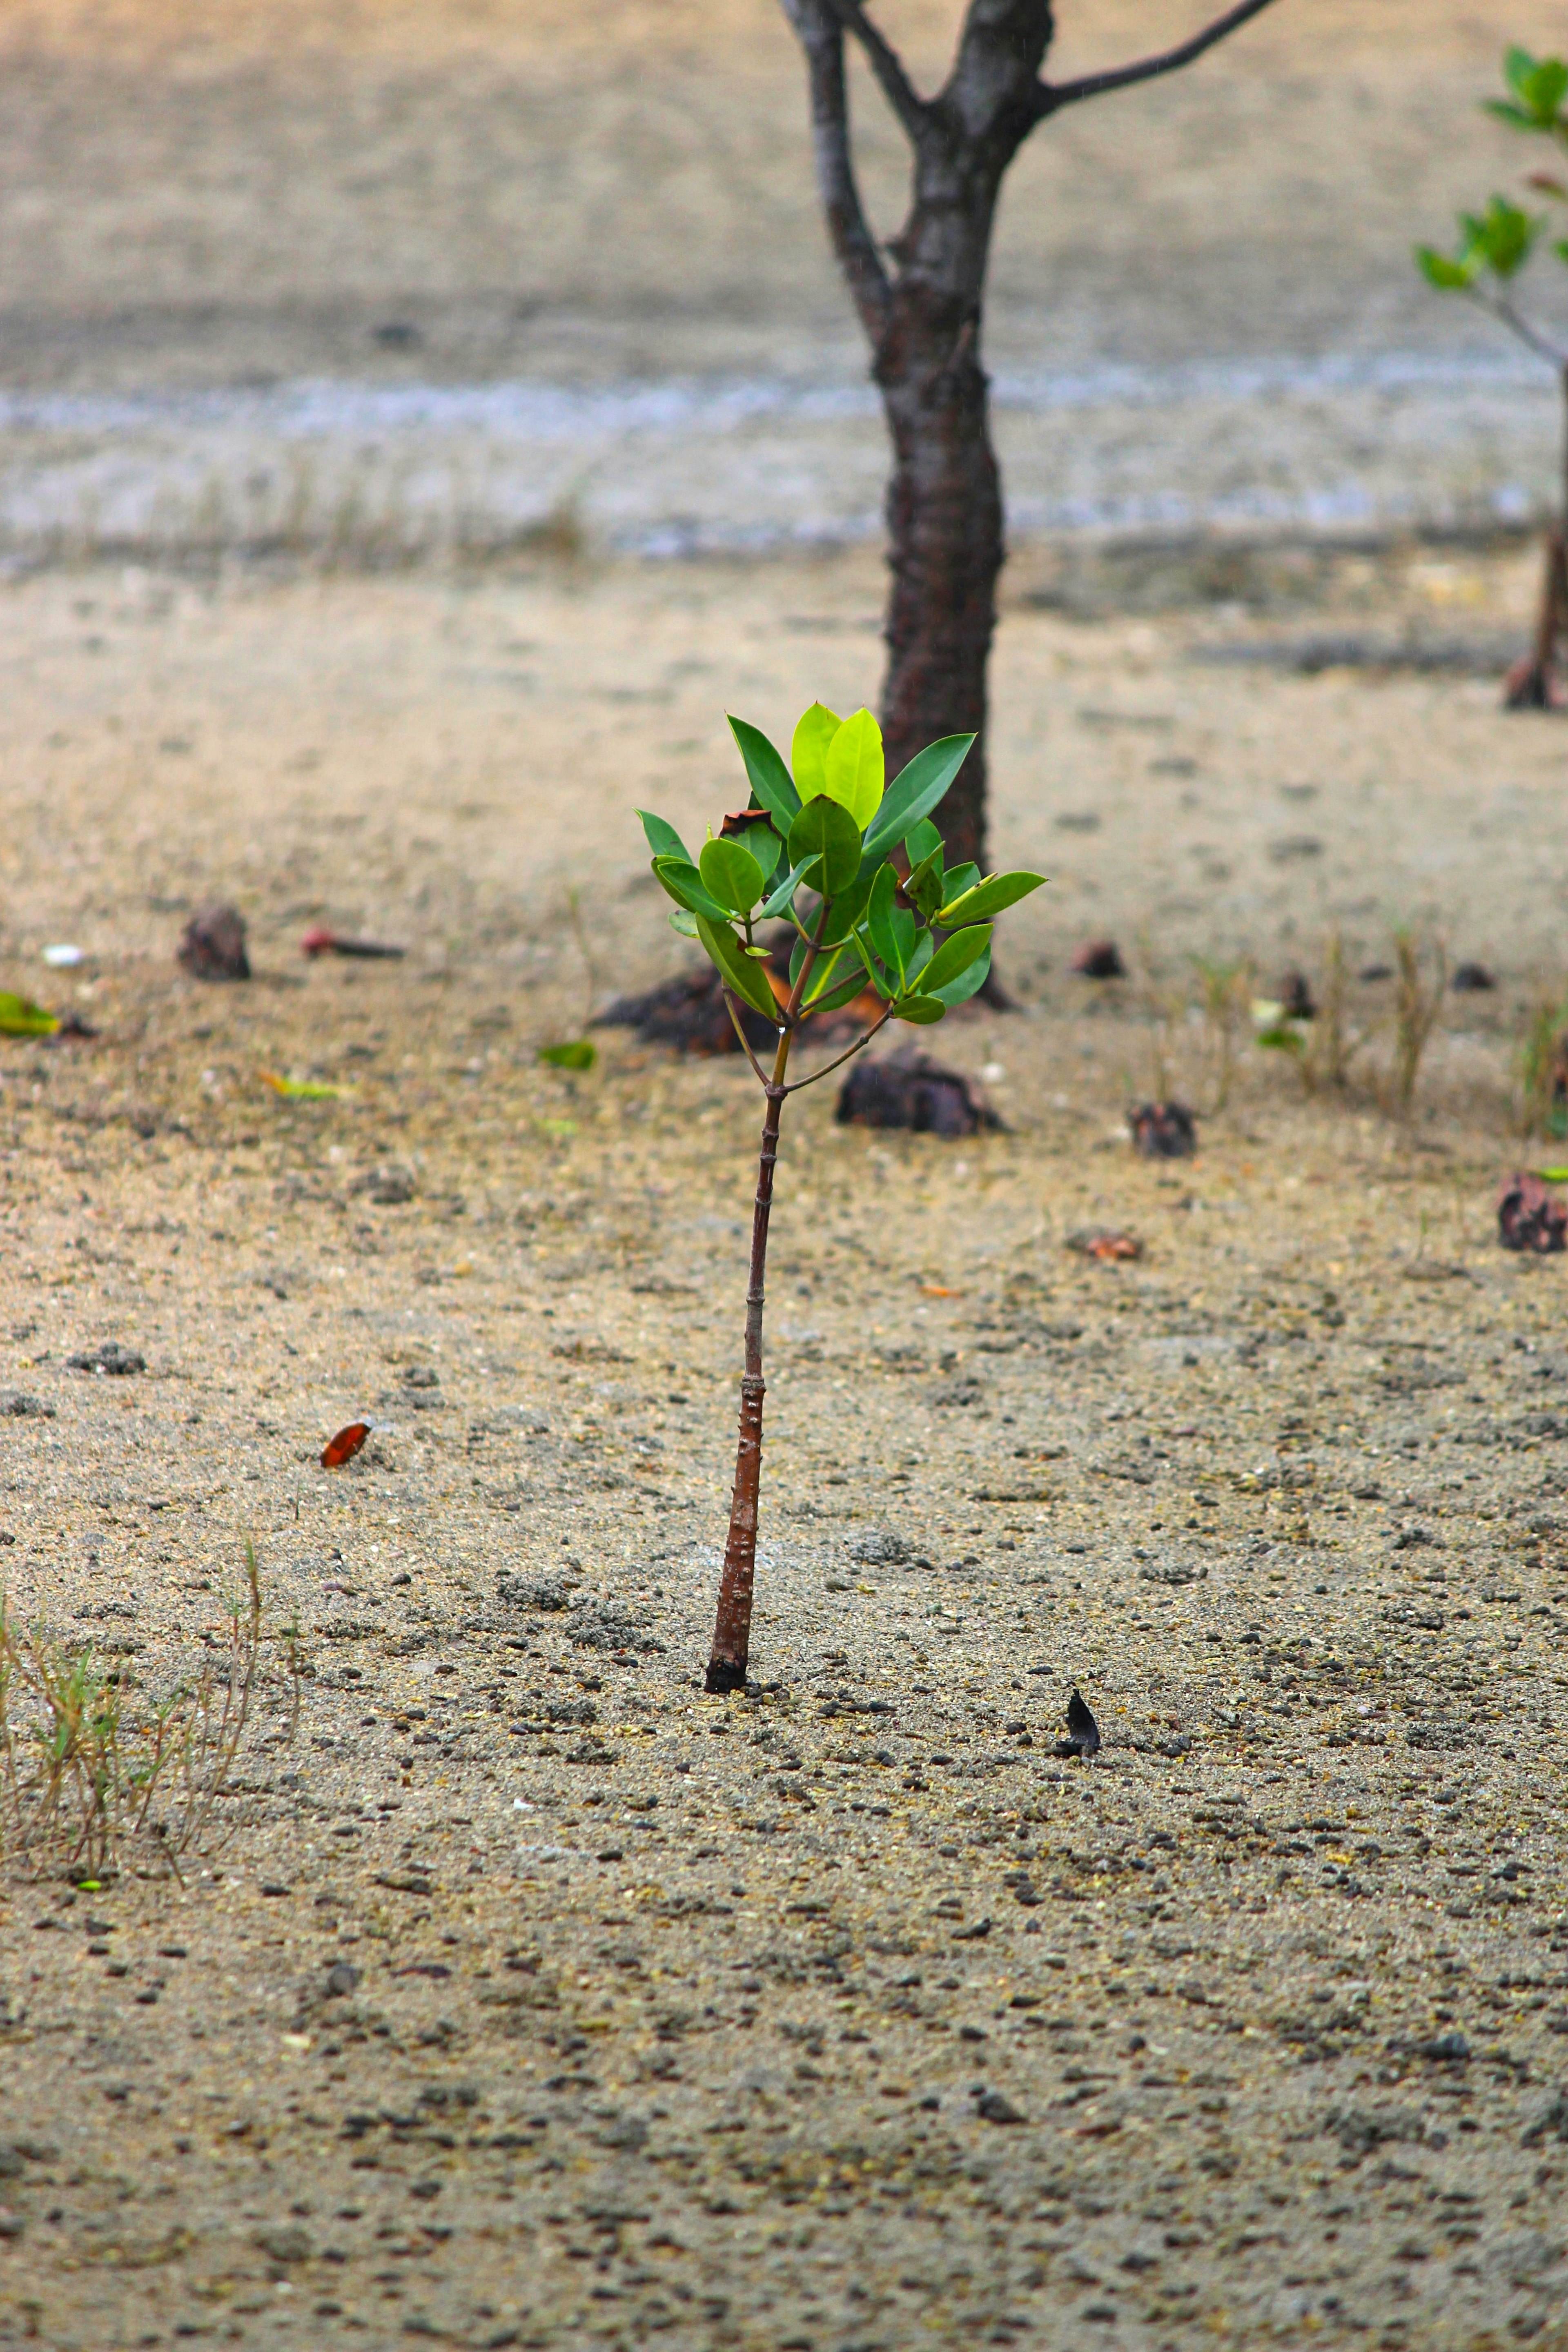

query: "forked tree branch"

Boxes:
[780, 0, 892, 336]
[822, 0, 934, 145]
[1037, 0, 1283, 116]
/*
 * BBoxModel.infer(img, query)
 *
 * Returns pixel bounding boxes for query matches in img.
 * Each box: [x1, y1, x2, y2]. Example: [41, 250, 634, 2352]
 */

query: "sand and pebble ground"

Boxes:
[2, 543, 1568, 2348]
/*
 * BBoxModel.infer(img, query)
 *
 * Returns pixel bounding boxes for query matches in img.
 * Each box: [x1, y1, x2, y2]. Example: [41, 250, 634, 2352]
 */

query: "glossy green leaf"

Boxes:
[750, 824, 785, 884]
[802, 942, 861, 1007]
[935, 870, 1046, 928]
[653, 855, 734, 925]
[788, 795, 862, 897]
[851, 927, 898, 1001]
[865, 863, 906, 986]
[695, 914, 781, 1022]
[927, 947, 992, 1008]
[760, 855, 816, 920]
[818, 864, 878, 948]
[699, 834, 766, 916]
[0, 992, 58, 1038]
[539, 1040, 597, 1071]
[808, 965, 873, 1016]
[921, 923, 993, 996]
[668, 907, 698, 939]
[862, 734, 976, 862]
[637, 808, 690, 864]
[891, 993, 946, 1025]
[791, 702, 842, 801]
[822, 708, 884, 829]
[726, 717, 801, 829]
[904, 816, 944, 868]
[904, 841, 947, 920]
[940, 860, 980, 906]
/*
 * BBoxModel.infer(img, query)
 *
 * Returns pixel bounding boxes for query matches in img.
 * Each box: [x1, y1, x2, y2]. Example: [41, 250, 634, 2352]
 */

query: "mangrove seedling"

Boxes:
[640, 702, 1044, 1690]
[1418, 45, 1568, 703]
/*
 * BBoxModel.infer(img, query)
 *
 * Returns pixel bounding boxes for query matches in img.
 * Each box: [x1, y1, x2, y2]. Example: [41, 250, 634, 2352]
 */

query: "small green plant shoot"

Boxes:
[640, 703, 1044, 1691]
[1418, 45, 1568, 702]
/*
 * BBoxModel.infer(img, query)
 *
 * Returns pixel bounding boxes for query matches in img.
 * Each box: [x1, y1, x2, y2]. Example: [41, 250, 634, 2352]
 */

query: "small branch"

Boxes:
[783, 1005, 893, 1093]
[822, 0, 932, 145]
[1037, 0, 1283, 117]
[780, 0, 891, 339]
[722, 987, 783, 1087]
[1470, 285, 1568, 371]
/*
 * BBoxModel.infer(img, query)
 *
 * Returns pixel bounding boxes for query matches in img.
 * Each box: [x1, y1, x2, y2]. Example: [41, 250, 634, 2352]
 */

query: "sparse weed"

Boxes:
[0, 1541, 290, 1882]
[1389, 928, 1447, 1120]
[1517, 993, 1568, 1136]
[1192, 954, 1251, 1111]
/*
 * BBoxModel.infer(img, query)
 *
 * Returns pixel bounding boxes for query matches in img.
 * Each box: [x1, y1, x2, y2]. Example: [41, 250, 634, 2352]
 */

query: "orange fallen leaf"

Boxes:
[321, 1421, 371, 1469]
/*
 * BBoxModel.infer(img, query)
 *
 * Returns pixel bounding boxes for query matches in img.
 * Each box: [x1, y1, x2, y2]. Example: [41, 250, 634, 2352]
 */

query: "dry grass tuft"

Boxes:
[0, 1541, 296, 1883]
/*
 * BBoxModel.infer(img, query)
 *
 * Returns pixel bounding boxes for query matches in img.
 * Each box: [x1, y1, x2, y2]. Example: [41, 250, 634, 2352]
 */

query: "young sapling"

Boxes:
[1419, 46, 1568, 703]
[639, 703, 1045, 1691]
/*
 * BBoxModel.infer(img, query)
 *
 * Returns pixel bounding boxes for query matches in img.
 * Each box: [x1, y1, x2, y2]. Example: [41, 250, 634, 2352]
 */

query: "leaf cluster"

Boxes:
[638, 703, 1044, 1058]
[1416, 49, 1568, 320]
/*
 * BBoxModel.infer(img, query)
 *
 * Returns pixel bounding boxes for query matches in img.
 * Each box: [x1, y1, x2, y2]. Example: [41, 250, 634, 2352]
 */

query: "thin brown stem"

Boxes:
[704, 909, 833, 1693]
[721, 988, 782, 1087]
[783, 1003, 893, 1092]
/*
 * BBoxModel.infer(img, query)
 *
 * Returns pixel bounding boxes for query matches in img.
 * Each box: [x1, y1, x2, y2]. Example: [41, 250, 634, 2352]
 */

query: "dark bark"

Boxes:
[706, 1050, 790, 1693]
[1504, 366, 1568, 709]
[782, 0, 1285, 873]
[879, 309, 1002, 877]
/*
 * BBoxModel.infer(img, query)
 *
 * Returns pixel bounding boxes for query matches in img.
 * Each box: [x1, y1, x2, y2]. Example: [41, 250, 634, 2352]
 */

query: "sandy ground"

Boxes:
[3, 546, 1568, 2348]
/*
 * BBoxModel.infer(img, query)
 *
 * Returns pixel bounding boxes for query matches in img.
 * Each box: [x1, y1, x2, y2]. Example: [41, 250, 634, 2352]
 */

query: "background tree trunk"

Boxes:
[879, 307, 1002, 878]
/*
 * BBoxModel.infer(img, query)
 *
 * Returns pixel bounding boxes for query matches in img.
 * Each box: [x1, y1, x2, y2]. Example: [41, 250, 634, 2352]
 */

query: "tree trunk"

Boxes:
[877, 297, 1003, 882]
[1505, 363, 1568, 710]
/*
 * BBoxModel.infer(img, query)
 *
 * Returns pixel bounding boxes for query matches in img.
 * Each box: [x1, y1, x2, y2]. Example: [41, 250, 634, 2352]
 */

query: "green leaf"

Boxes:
[759, 854, 817, 921]
[822, 708, 884, 829]
[939, 860, 980, 907]
[927, 947, 992, 1008]
[791, 702, 842, 800]
[1505, 43, 1539, 100]
[726, 717, 801, 829]
[818, 864, 878, 949]
[261, 1069, 340, 1100]
[699, 834, 766, 916]
[862, 735, 976, 862]
[1514, 50, 1568, 122]
[1460, 196, 1541, 278]
[808, 967, 873, 1016]
[539, 1040, 597, 1071]
[637, 808, 690, 864]
[921, 923, 993, 996]
[1416, 243, 1478, 289]
[668, 907, 698, 939]
[653, 855, 734, 925]
[695, 914, 782, 1023]
[788, 795, 863, 897]
[802, 942, 861, 1007]
[0, 992, 58, 1037]
[904, 816, 944, 868]
[866, 863, 908, 987]
[935, 870, 1047, 927]
[892, 994, 946, 1025]
[904, 841, 947, 922]
[1485, 97, 1540, 129]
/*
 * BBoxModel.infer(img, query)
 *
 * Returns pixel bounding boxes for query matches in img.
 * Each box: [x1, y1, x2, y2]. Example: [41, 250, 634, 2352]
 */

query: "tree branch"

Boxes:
[783, 1004, 893, 1093]
[1037, 0, 1283, 117]
[779, 0, 892, 339]
[822, 0, 933, 147]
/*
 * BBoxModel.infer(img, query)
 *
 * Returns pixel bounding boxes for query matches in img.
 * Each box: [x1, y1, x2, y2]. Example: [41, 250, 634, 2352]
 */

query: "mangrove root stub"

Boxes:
[706, 1372, 765, 1693]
